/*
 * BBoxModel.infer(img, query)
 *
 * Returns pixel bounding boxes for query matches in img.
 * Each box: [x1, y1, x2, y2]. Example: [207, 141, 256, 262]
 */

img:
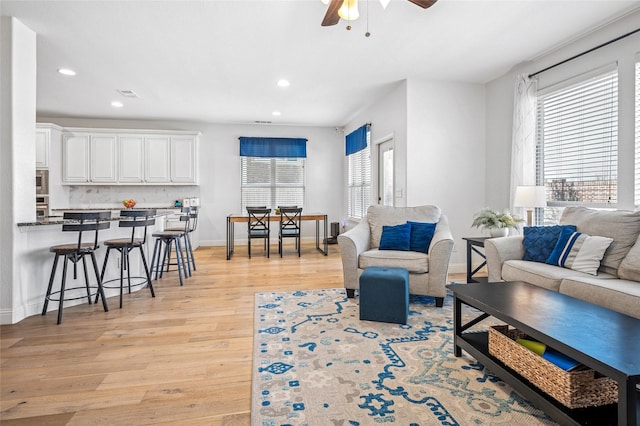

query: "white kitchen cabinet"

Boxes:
[62, 128, 199, 185]
[145, 136, 171, 183]
[35, 127, 50, 169]
[90, 134, 117, 183]
[62, 134, 89, 182]
[171, 136, 197, 183]
[119, 135, 145, 183]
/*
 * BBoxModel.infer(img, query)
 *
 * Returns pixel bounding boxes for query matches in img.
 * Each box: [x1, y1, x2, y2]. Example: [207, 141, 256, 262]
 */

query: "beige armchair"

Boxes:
[337, 205, 454, 307]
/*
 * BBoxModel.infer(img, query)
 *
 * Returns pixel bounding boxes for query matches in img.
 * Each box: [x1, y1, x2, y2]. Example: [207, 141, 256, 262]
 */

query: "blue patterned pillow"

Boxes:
[522, 225, 577, 263]
[379, 223, 411, 251]
[407, 221, 436, 254]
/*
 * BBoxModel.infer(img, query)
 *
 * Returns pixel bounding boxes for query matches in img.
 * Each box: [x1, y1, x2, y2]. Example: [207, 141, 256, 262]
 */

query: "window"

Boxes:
[241, 157, 305, 211]
[536, 66, 618, 212]
[635, 59, 640, 206]
[347, 131, 371, 219]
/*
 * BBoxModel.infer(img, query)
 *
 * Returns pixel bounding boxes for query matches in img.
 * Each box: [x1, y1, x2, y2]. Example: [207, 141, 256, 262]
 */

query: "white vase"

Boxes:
[490, 228, 509, 238]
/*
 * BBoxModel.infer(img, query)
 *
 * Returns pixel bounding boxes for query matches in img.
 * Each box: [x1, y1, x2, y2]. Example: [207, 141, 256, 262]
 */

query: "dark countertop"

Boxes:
[18, 208, 180, 227]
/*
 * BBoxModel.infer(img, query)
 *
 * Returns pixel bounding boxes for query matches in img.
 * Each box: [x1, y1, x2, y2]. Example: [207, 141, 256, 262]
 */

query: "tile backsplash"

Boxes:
[67, 185, 200, 209]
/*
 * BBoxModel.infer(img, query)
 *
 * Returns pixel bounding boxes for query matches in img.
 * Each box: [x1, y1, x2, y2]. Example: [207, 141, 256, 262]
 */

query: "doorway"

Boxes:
[377, 138, 394, 206]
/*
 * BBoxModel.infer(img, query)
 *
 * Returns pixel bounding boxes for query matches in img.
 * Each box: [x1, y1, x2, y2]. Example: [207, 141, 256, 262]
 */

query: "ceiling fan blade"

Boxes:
[322, 0, 343, 26]
[407, 0, 437, 8]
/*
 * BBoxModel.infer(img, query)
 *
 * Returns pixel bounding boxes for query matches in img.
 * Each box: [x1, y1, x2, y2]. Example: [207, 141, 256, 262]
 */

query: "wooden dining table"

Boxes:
[226, 212, 328, 259]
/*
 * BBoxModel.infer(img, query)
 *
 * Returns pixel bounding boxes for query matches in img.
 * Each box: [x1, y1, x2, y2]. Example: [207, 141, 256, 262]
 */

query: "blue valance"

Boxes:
[239, 137, 307, 158]
[345, 124, 369, 156]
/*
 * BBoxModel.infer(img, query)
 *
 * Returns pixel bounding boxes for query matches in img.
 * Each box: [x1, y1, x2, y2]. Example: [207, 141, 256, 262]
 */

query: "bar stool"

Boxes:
[165, 206, 198, 273]
[96, 209, 157, 308]
[42, 211, 111, 324]
[150, 211, 190, 286]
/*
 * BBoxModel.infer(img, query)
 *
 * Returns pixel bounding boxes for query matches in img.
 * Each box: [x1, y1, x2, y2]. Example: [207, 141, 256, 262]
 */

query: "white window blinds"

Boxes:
[536, 67, 618, 207]
[635, 59, 640, 206]
[347, 135, 371, 219]
[241, 157, 305, 211]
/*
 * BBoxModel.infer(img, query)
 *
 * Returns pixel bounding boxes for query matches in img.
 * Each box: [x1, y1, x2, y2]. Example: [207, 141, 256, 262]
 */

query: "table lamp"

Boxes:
[514, 186, 547, 226]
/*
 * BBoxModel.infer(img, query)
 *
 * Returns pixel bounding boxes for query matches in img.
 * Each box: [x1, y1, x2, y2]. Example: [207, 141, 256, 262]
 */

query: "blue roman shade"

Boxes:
[239, 137, 307, 158]
[345, 124, 369, 156]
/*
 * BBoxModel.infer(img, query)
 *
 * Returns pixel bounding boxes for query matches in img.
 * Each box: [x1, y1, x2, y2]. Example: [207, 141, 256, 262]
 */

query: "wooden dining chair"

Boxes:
[278, 207, 302, 257]
[247, 207, 271, 258]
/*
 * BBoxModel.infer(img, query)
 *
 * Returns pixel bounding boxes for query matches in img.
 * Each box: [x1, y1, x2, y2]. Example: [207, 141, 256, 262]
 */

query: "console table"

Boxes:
[447, 281, 640, 426]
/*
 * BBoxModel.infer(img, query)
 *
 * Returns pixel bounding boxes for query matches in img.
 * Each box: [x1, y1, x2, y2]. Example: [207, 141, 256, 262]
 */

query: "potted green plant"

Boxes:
[472, 208, 523, 237]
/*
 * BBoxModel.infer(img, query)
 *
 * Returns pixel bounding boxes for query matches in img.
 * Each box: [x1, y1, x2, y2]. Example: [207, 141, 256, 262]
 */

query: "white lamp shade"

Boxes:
[514, 186, 547, 208]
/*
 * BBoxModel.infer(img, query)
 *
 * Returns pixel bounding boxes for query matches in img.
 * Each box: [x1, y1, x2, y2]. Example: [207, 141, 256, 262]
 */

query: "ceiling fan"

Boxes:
[321, 0, 438, 27]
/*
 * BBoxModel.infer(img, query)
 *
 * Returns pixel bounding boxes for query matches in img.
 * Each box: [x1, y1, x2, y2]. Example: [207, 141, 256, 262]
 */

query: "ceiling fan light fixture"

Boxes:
[338, 0, 359, 21]
[379, 0, 390, 9]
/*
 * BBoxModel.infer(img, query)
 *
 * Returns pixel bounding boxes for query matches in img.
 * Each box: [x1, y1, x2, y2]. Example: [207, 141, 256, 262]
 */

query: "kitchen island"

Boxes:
[9, 208, 179, 324]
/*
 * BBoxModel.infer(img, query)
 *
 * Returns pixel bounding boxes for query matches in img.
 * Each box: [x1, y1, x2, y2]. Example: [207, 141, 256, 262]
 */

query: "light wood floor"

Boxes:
[1, 244, 465, 425]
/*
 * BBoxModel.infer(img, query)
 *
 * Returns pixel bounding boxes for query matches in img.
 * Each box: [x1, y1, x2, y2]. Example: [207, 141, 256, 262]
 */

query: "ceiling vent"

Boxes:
[117, 89, 139, 98]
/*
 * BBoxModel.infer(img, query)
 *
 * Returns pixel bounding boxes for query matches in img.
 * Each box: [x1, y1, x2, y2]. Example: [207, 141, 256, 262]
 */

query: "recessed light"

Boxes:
[277, 79, 290, 88]
[111, 101, 123, 108]
[272, 111, 281, 116]
[57, 68, 76, 76]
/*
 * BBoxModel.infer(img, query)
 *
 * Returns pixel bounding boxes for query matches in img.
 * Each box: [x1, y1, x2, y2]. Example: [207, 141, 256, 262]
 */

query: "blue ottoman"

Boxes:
[359, 267, 409, 325]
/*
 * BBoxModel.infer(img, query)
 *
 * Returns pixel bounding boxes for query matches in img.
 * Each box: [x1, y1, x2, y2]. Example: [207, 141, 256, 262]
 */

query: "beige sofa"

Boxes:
[337, 205, 454, 306]
[485, 207, 640, 319]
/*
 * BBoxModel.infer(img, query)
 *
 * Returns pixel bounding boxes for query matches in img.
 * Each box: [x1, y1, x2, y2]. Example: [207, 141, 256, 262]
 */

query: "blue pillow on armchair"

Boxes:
[407, 221, 436, 254]
[522, 225, 577, 263]
[379, 223, 411, 251]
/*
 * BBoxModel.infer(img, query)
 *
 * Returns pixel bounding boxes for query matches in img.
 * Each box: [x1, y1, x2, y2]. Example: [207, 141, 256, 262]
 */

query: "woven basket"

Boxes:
[488, 325, 618, 409]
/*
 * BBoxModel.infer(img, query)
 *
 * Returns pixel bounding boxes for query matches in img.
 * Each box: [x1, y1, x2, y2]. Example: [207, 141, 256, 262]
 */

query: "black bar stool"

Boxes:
[96, 209, 157, 308]
[150, 211, 190, 286]
[164, 206, 198, 274]
[42, 211, 111, 324]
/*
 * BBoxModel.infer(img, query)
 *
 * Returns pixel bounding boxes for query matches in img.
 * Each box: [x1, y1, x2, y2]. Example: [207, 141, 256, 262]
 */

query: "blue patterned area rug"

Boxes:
[252, 288, 557, 426]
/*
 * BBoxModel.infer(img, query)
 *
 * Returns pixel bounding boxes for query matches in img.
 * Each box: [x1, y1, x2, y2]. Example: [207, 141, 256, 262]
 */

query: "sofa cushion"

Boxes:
[559, 277, 640, 319]
[407, 221, 436, 254]
[359, 249, 429, 274]
[560, 207, 640, 275]
[501, 259, 615, 292]
[618, 235, 640, 281]
[379, 223, 411, 251]
[367, 205, 441, 249]
[522, 225, 576, 263]
[546, 229, 613, 275]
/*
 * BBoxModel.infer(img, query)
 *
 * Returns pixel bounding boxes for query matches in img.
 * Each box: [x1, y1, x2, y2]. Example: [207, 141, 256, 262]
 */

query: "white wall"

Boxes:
[37, 116, 344, 247]
[485, 10, 640, 212]
[406, 79, 486, 268]
[1, 17, 37, 323]
[344, 81, 408, 211]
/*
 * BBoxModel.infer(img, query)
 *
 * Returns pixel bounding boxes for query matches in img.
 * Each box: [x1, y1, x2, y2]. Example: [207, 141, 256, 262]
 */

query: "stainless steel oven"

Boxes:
[36, 169, 49, 195]
[36, 195, 49, 218]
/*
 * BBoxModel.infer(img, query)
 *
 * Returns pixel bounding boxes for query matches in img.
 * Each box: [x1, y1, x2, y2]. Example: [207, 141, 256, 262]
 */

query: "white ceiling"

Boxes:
[2, 0, 639, 127]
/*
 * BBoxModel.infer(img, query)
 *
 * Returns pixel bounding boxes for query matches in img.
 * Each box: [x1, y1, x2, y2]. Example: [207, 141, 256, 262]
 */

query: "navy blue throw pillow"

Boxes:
[407, 221, 436, 254]
[522, 225, 577, 263]
[379, 223, 411, 251]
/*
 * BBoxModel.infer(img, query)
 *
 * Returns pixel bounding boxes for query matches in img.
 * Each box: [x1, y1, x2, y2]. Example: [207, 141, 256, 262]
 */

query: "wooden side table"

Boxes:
[462, 237, 490, 283]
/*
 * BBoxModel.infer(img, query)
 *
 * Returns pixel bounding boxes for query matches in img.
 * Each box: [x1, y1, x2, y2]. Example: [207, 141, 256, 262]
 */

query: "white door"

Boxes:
[377, 139, 394, 206]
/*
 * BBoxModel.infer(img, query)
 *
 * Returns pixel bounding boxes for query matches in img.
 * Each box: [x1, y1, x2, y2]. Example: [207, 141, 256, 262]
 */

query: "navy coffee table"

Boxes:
[446, 281, 640, 426]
